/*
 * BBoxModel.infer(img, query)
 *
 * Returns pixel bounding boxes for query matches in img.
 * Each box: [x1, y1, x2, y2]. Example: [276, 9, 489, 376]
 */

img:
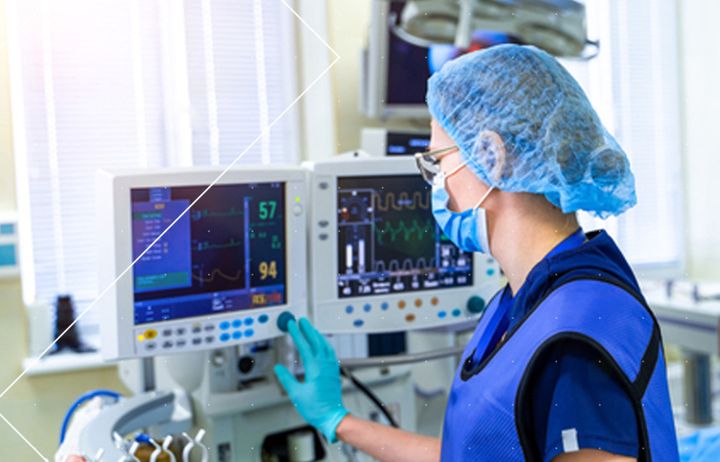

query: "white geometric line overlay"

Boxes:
[0, 0, 339, 459]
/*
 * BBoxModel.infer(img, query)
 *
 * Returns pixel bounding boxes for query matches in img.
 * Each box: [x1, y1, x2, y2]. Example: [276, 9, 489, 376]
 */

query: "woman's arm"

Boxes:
[336, 414, 441, 462]
[274, 318, 441, 461]
[554, 449, 634, 462]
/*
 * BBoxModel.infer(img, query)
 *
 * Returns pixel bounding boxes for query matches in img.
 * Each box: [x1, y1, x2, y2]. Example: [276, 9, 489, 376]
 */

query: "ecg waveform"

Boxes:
[336, 175, 473, 298]
[196, 238, 244, 252]
[191, 207, 244, 221]
[192, 268, 243, 283]
[373, 191, 429, 211]
[376, 219, 435, 245]
[373, 257, 437, 273]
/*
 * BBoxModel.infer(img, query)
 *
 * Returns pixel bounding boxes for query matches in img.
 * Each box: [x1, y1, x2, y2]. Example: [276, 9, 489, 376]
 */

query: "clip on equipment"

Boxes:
[149, 435, 176, 462]
[182, 429, 209, 462]
[112, 432, 140, 462]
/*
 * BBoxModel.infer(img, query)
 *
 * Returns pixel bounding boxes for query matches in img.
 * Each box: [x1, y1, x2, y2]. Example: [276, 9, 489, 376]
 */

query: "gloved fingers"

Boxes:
[299, 318, 323, 356]
[287, 319, 313, 365]
[298, 317, 336, 359]
[318, 330, 336, 360]
[305, 318, 335, 358]
[273, 364, 299, 392]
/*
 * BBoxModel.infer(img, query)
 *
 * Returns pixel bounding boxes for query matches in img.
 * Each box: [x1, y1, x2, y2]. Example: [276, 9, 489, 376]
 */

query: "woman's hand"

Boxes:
[274, 318, 349, 442]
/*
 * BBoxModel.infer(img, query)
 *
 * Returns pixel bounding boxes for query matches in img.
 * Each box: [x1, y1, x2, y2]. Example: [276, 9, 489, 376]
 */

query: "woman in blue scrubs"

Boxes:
[275, 45, 679, 461]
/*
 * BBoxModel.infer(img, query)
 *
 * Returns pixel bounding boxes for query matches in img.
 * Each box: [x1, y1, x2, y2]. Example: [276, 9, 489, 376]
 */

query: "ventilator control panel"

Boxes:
[307, 153, 501, 334]
[98, 167, 308, 360]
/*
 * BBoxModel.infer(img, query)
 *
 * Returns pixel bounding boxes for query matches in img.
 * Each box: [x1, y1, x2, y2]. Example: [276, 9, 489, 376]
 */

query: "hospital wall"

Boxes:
[0, 0, 718, 459]
[327, 0, 430, 153]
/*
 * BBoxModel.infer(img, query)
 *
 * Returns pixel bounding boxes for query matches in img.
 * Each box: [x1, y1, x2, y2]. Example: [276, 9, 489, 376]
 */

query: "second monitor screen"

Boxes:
[337, 175, 473, 298]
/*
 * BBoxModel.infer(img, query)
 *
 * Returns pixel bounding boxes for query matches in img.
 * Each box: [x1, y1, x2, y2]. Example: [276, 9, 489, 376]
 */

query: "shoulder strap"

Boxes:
[549, 273, 660, 397]
[514, 275, 661, 462]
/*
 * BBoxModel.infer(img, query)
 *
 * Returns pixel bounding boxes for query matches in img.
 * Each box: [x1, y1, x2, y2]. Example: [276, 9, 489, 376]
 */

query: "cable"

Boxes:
[340, 345, 466, 370]
[340, 367, 399, 428]
[59, 389, 122, 445]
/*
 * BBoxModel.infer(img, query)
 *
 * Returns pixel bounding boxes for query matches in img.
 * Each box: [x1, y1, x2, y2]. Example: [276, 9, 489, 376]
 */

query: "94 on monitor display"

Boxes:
[130, 182, 286, 325]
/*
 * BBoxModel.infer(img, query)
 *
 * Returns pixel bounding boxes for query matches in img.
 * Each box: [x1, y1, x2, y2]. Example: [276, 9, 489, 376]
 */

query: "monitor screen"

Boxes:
[385, 1, 522, 106]
[130, 182, 286, 325]
[386, 132, 430, 156]
[337, 175, 473, 298]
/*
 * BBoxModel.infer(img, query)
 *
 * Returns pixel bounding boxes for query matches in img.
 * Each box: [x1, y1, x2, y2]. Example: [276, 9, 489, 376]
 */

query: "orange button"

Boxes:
[405, 314, 416, 322]
[144, 329, 158, 340]
[398, 300, 406, 309]
[414, 298, 423, 308]
[431, 297, 439, 306]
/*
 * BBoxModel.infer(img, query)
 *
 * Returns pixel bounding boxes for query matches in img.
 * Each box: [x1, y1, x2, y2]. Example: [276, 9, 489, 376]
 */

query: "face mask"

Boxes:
[431, 161, 495, 254]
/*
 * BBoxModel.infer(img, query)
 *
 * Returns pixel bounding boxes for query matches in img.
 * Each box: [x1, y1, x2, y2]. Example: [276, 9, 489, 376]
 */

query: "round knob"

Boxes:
[277, 311, 296, 332]
[238, 356, 255, 374]
[466, 296, 486, 314]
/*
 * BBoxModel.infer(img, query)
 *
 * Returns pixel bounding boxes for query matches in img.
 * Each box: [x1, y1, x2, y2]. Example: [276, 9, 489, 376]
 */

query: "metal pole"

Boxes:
[683, 350, 713, 425]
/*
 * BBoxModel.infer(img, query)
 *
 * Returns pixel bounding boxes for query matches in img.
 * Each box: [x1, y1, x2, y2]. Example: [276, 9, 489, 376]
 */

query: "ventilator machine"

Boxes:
[66, 157, 501, 461]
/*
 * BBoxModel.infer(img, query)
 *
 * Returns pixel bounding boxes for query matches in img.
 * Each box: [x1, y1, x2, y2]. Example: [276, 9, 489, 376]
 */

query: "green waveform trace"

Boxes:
[376, 219, 435, 245]
[192, 207, 244, 220]
[196, 238, 244, 251]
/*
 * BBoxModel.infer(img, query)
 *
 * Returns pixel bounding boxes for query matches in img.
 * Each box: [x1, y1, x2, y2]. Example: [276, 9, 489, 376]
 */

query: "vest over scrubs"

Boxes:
[441, 230, 679, 461]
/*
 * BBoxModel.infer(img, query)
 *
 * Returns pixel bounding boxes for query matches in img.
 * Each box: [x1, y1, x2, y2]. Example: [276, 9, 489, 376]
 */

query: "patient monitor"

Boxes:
[307, 153, 500, 334]
[97, 167, 307, 360]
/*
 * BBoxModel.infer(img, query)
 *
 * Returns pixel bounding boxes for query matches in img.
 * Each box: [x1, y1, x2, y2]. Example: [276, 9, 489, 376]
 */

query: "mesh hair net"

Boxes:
[426, 44, 636, 218]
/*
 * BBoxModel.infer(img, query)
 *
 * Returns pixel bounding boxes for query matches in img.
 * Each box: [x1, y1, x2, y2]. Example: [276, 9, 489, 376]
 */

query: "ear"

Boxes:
[476, 130, 507, 183]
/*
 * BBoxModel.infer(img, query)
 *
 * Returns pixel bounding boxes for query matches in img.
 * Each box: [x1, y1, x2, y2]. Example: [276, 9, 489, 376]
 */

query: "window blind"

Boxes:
[8, 0, 300, 340]
[184, 0, 299, 166]
[562, 0, 683, 273]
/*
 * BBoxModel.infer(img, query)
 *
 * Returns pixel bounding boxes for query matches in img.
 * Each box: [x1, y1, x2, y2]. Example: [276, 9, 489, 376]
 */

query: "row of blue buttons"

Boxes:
[219, 329, 255, 342]
[437, 308, 463, 319]
[345, 303, 389, 314]
[351, 308, 464, 328]
[219, 314, 269, 331]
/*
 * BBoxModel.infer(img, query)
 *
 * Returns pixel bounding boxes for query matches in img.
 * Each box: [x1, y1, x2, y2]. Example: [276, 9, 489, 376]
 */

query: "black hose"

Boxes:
[340, 366, 400, 428]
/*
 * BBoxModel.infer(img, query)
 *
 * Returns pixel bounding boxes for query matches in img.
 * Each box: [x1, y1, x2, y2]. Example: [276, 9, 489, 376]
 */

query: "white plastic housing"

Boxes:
[97, 166, 308, 360]
[306, 152, 500, 334]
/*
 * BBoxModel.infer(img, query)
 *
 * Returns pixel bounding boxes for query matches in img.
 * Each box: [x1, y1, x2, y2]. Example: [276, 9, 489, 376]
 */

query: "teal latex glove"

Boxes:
[274, 318, 349, 442]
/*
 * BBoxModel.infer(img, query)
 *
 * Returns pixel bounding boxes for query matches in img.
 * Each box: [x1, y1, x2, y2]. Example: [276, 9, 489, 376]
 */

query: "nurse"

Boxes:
[275, 45, 679, 461]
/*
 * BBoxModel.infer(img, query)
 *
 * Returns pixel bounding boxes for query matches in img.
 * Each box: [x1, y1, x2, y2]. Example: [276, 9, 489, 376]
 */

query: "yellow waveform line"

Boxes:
[373, 191, 429, 211]
[192, 268, 243, 283]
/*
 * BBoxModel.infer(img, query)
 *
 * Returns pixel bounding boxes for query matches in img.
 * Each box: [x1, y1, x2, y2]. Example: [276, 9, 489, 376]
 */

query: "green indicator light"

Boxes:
[295, 196, 301, 203]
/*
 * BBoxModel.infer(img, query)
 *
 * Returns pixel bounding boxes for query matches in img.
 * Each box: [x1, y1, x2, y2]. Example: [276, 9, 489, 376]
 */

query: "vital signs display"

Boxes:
[97, 166, 307, 359]
[130, 183, 286, 324]
[336, 175, 473, 298]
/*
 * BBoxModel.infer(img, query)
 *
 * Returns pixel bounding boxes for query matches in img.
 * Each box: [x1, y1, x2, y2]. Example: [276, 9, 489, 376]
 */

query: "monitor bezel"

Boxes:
[97, 166, 308, 360]
[307, 154, 499, 334]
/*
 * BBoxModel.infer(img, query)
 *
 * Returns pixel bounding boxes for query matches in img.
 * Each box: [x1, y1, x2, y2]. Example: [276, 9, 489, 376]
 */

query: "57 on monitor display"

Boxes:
[337, 175, 473, 298]
[130, 182, 286, 325]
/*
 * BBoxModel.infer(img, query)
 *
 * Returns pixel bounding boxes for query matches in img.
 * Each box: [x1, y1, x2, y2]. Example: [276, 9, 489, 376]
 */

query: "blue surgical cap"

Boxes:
[426, 44, 636, 218]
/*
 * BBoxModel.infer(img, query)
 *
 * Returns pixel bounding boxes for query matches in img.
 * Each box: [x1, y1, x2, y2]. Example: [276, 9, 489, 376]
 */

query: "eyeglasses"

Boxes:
[414, 145, 459, 184]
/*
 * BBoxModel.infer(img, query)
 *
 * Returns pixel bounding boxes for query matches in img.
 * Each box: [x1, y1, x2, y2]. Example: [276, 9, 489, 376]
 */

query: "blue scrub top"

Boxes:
[489, 229, 639, 461]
